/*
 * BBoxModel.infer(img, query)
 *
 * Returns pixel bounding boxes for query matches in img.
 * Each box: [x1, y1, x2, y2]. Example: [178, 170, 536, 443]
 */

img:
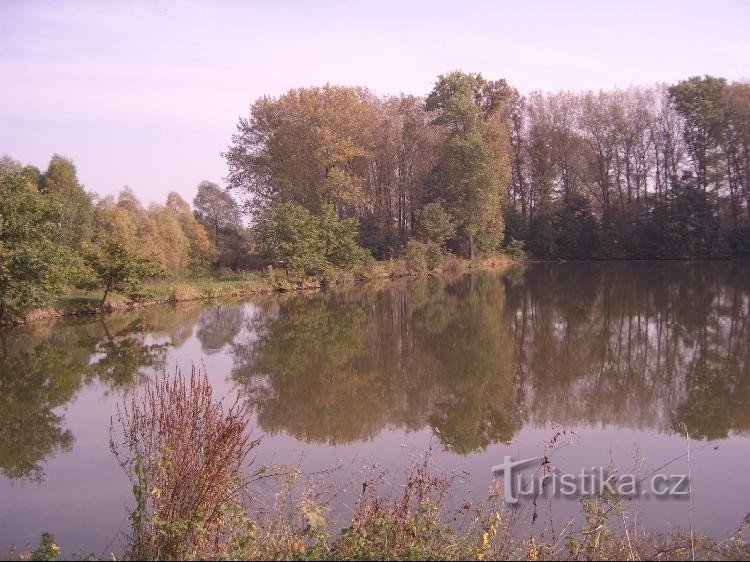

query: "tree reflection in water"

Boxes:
[0, 312, 176, 480]
[234, 262, 750, 450]
[2, 262, 749, 481]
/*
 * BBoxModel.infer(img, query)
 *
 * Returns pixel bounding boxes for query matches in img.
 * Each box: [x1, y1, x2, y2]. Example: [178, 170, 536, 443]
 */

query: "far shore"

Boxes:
[4, 255, 516, 328]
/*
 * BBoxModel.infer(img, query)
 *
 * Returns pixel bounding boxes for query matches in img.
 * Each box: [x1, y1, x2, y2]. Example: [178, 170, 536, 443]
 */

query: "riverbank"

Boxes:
[5, 254, 515, 327]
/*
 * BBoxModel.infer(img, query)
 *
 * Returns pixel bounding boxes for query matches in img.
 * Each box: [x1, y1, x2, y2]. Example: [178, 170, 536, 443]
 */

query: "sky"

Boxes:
[1, 0, 749, 206]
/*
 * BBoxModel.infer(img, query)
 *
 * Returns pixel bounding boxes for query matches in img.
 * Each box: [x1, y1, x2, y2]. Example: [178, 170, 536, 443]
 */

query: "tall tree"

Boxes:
[0, 170, 64, 322]
[668, 76, 728, 195]
[425, 71, 512, 258]
[725, 82, 750, 229]
[166, 191, 217, 271]
[192, 182, 247, 269]
[192, 182, 242, 240]
[225, 85, 377, 217]
[39, 155, 93, 250]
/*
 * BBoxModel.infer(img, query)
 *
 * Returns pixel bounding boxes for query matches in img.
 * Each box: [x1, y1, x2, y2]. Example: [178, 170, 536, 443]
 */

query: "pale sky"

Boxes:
[1, 0, 749, 206]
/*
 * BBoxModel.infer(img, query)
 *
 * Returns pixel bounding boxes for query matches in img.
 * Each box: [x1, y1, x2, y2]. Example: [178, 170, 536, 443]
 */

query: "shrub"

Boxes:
[505, 238, 527, 261]
[110, 367, 261, 560]
[442, 252, 462, 273]
[415, 202, 455, 246]
[256, 202, 366, 278]
[332, 453, 461, 560]
[356, 252, 387, 280]
[404, 239, 428, 275]
[426, 243, 443, 273]
[170, 283, 201, 302]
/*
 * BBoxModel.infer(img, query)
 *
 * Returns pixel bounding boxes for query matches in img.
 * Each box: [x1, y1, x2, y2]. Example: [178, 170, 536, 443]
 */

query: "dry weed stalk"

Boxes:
[110, 366, 260, 560]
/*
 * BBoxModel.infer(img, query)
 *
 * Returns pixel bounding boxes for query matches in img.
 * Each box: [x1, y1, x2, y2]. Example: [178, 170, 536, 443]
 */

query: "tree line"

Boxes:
[0, 155, 249, 321]
[226, 72, 750, 260]
[3, 71, 749, 320]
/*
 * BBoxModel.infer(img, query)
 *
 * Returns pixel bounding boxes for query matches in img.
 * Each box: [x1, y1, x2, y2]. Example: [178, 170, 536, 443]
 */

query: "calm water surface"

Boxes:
[1, 262, 749, 556]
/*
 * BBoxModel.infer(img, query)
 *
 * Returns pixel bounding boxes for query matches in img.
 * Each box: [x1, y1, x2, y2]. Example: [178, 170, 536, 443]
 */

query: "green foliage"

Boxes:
[256, 203, 325, 276]
[425, 71, 511, 258]
[505, 238, 526, 261]
[192, 181, 248, 269]
[669, 76, 729, 189]
[502, 205, 526, 245]
[257, 202, 366, 278]
[166, 191, 218, 272]
[226, 85, 376, 217]
[664, 172, 724, 257]
[316, 203, 368, 271]
[554, 193, 599, 259]
[638, 172, 724, 259]
[82, 238, 164, 308]
[39, 155, 93, 250]
[333, 458, 460, 561]
[29, 532, 61, 561]
[415, 201, 455, 246]
[526, 207, 558, 258]
[425, 243, 443, 272]
[522, 195, 599, 259]
[404, 239, 428, 274]
[0, 171, 67, 321]
[192, 181, 242, 237]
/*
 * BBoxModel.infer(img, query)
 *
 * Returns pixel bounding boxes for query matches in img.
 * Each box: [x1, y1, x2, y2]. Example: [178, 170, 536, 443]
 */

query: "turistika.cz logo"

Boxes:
[491, 456, 690, 504]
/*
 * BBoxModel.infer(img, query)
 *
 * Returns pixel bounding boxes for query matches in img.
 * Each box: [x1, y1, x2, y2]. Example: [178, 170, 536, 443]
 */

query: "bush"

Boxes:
[415, 202, 455, 246]
[426, 243, 443, 273]
[356, 252, 387, 280]
[110, 367, 261, 560]
[442, 252, 462, 273]
[505, 238, 527, 261]
[256, 202, 366, 278]
[404, 239, 428, 275]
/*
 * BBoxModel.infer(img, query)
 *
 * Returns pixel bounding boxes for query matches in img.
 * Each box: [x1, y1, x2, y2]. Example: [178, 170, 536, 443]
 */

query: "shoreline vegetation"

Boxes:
[12, 368, 749, 561]
[4, 255, 514, 326]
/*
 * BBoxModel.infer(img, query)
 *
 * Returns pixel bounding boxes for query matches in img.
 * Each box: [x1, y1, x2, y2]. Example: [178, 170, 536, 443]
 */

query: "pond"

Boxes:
[1, 262, 749, 557]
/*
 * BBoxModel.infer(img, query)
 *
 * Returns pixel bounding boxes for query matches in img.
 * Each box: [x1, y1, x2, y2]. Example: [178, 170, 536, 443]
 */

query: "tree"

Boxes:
[425, 71, 511, 258]
[0, 170, 65, 322]
[256, 202, 365, 277]
[192, 181, 242, 240]
[664, 171, 722, 258]
[146, 205, 191, 274]
[668, 76, 728, 194]
[256, 203, 324, 276]
[192, 182, 245, 269]
[225, 85, 441, 259]
[414, 202, 455, 246]
[225, 85, 377, 217]
[166, 192, 217, 271]
[316, 203, 367, 271]
[725, 82, 750, 230]
[554, 192, 599, 258]
[82, 238, 163, 308]
[39, 155, 93, 250]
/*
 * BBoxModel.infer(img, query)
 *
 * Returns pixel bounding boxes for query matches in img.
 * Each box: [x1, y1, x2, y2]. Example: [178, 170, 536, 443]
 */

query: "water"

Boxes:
[1, 262, 749, 557]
